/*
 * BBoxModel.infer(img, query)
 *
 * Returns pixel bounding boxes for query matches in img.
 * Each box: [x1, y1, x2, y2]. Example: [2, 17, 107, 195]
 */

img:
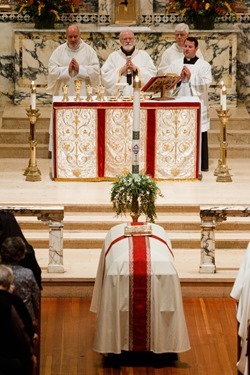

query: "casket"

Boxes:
[90, 222, 190, 354]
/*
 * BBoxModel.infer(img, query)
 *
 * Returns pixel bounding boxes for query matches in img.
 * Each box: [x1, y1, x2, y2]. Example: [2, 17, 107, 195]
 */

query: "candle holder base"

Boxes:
[216, 165, 232, 182]
[25, 164, 42, 182]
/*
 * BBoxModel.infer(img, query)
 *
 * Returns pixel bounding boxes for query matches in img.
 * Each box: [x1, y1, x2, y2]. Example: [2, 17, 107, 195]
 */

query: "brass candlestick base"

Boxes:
[24, 108, 41, 182]
[214, 108, 232, 183]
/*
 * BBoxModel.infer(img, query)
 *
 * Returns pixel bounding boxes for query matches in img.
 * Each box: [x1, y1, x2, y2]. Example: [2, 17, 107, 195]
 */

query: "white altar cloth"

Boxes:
[90, 223, 190, 354]
[231, 242, 250, 375]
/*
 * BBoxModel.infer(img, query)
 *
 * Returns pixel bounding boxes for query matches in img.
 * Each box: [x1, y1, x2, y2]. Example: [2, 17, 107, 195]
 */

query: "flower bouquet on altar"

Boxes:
[110, 173, 163, 223]
[166, 0, 237, 29]
[15, 0, 80, 29]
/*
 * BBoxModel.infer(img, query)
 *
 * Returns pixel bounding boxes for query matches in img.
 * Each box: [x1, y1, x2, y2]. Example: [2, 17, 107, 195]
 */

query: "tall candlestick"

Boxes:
[221, 85, 227, 111]
[30, 81, 36, 110]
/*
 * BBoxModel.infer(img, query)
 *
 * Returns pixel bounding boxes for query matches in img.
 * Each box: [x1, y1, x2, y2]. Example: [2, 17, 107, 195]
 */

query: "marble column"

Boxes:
[47, 220, 64, 273]
[200, 211, 225, 273]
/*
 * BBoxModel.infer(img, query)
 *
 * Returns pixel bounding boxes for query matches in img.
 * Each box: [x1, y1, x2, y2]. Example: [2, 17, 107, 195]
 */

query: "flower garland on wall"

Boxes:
[166, 0, 237, 29]
[15, 0, 80, 28]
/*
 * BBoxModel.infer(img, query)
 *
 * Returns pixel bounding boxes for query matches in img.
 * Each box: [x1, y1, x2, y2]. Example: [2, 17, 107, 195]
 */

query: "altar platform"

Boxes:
[0, 157, 249, 298]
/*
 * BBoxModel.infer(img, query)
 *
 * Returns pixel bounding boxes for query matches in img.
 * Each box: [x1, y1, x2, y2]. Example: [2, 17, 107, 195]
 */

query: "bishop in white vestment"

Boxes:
[101, 28, 157, 96]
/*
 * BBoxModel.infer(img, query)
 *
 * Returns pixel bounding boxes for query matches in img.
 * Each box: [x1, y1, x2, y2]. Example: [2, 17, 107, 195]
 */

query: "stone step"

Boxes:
[209, 129, 250, 144]
[0, 129, 49, 144]
[18, 215, 250, 232]
[22, 228, 250, 250]
[209, 143, 250, 158]
[0, 144, 49, 158]
[1, 104, 50, 129]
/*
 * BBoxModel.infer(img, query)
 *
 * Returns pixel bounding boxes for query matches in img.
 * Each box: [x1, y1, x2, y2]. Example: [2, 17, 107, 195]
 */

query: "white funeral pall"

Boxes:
[90, 222, 191, 354]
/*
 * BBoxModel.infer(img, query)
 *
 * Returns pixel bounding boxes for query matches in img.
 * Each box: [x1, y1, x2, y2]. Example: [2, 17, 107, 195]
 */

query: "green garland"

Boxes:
[110, 173, 163, 223]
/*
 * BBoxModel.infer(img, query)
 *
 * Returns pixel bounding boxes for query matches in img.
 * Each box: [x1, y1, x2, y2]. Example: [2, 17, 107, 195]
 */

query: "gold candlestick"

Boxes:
[96, 85, 105, 102]
[62, 84, 69, 102]
[24, 108, 41, 181]
[214, 109, 232, 182]
[74, 79, 83, 102]
[86, 84, 93, 102]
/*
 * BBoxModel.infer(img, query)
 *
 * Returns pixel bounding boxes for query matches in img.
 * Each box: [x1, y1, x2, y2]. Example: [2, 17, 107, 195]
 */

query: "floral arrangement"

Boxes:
[15, 0, 80, 22]
[166, 0, 236, 23]
[110, 173, 163, 223]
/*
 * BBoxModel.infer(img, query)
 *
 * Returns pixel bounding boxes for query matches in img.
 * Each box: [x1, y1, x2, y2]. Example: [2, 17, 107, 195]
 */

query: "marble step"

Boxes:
[18, 214, 250, 232]
[208, 129, 250, 144]
[209, 143, 250, 158]
[22, 228, 250, 250]
[1, 105, 50, 129]
[0, 143, 49, 159]
[0, 129, 49, 144]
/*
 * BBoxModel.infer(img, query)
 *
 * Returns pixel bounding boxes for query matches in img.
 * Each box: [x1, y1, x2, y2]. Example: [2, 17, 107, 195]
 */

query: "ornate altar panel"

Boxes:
[53, 97, 200, 181]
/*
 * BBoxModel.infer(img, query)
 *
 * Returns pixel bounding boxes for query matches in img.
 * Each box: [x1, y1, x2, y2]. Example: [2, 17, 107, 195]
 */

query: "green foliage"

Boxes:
[110, 173, 163, 223]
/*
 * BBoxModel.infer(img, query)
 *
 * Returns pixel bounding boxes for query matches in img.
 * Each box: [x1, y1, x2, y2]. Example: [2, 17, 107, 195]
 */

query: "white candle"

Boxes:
[132, 75, 141, 177]
[133, 75, 141, 132]
[220, 80, 224, 107]
[30, 81, 36, 110]
[221, 85, 227, 111]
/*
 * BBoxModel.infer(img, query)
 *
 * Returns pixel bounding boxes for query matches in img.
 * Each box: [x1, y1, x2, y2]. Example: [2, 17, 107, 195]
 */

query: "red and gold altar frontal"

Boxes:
[52, 97, 201, 181]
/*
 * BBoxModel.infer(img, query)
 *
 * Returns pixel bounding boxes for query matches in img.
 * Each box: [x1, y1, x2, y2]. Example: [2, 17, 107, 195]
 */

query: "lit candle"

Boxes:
[221, 85, 227, 111]
[132, 75, 141, 177]
[30, 81, 36, 110]
[220, 80, 224, 108]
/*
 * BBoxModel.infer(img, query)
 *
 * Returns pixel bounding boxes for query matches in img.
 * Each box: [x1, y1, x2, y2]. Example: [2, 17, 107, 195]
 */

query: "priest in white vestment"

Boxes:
[231, 242, 250, 375]
[166, 36, 212, 171]
[157, 23, 203, 76]
[90, 222, 190, 355]
[47, 24, 100, 152]
[101, 28, 157, 97]
[47, 24, 100, 97]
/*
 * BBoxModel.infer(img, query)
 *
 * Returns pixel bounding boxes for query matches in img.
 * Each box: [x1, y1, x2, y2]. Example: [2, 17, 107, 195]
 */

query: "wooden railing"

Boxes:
[199, 206, 250, 273]
[0, 205, 65, 273]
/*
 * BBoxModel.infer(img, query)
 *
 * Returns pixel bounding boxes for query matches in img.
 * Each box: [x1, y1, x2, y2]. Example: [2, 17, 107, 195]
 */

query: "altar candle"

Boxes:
[221, 85, 227, 111]
[132, 75, 141, 177]
[30, 81, 36, 110]
[220, 80, 224, 107]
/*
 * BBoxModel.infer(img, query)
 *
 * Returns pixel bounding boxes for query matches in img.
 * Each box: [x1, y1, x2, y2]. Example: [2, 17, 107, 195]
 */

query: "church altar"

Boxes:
[52, 96, 201, 181]
[90, 222, 190, 354]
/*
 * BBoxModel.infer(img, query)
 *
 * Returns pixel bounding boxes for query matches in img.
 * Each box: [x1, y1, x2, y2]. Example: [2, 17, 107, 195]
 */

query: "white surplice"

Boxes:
[101, 48, 157, 96]
[167, 57, 212, 132]
[90, 223, 190, 354]
[47, 39, 100, 97]
[231, 242, 250, 375]
[47, 40, 100, 152]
